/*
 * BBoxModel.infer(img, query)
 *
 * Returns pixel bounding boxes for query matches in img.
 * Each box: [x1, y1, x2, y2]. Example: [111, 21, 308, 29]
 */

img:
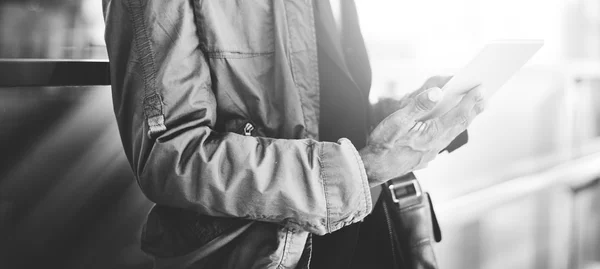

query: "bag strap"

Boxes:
[385, 173, 443, 243]
[427, 193, 442, 242]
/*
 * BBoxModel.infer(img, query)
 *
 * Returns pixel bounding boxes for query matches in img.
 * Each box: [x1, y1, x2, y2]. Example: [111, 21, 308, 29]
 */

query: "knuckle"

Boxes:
[472, 89, 485, 102]
[474, 101, 486, 114]
[451, 114, 470, 129]
[413, 98, 431, 113]
[424, 120, 440, 141]
[401, 99, 417, 113]
[459, 115, 470, 128]
[454, 105, 469, 119]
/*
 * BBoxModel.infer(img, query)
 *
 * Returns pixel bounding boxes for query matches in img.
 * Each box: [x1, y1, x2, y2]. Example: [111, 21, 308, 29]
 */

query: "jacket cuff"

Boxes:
[319, 138, 373, 233]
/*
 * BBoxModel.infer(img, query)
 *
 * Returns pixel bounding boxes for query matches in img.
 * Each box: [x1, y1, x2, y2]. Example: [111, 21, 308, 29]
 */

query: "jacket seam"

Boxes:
[308, 1, 320, 140]
[220, 89, 259, 131]
[317, 143, 331, 233]
[126, 0, 166, 137]
[127, 0, 158, 101]
[276, 228, 292, 269]
[207, 51, 275, 59]
[250, 214, 325, 234]
[282, 4, 297, 87]
[282, 1, 310, 138]
[344, 138, 372, 215]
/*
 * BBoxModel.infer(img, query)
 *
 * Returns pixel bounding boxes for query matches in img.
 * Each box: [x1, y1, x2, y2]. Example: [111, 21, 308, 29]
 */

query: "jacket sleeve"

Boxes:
[103, 0, 371, 235]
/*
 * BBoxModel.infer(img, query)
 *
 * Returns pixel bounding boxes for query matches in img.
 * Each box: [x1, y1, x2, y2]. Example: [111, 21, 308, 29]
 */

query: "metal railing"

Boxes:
[436, 151, 600, 224]
[0, 59, 109, 87]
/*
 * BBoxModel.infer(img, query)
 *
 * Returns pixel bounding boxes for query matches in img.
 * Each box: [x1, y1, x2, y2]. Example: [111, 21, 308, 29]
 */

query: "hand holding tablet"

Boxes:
[360, 40, 543, 184]
[419, 40, 544, 121]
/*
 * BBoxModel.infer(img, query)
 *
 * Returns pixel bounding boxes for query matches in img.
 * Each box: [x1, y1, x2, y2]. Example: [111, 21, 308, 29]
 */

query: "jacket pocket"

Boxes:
[192, 0, 274, 57]
[141, 205, 250, 258]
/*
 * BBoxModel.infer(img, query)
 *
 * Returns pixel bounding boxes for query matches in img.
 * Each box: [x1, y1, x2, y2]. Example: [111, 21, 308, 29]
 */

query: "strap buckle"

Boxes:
[388, 179, 422, 204]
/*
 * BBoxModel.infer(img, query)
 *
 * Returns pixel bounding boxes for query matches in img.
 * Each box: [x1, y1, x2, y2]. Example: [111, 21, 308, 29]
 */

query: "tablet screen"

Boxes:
[420, 40, 544, 121]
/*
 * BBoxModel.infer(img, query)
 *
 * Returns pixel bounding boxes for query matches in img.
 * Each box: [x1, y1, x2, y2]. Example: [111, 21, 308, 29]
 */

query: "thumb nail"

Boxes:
[427, 87, 443, 102]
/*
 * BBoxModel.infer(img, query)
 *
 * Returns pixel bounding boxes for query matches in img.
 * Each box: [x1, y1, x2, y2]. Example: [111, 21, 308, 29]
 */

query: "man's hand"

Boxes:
[360, 83, 485, 187]
[370, 76, 453, 126]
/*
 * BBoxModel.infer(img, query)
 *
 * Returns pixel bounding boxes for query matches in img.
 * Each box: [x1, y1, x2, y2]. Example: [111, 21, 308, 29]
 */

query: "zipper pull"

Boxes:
[243, 123, 254, 136]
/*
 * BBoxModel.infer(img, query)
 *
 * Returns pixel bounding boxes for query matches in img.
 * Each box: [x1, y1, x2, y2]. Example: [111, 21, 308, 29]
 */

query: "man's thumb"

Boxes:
[415, 87, 443, 112]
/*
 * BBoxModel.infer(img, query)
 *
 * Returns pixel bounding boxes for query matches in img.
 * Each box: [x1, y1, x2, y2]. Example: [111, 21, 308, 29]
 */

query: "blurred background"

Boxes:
[0, 0, 599, 268]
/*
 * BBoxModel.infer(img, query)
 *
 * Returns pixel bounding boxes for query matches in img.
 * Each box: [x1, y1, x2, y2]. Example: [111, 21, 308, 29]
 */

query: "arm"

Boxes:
[103, 0, 371, 235]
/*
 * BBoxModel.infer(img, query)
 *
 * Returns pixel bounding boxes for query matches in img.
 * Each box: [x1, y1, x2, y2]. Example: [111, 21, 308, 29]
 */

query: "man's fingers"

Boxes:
[438, 86, 485, 137]
[383, 86, 443, 134]
[416, 76, 453, 94]
[444, 105, 479, 142]
[423, 76, 452, 90]
[377, 87, 442, 142]
[408, 76, 452, 99]
[409, 87, 444, 117]
[465, 85, 486, 113]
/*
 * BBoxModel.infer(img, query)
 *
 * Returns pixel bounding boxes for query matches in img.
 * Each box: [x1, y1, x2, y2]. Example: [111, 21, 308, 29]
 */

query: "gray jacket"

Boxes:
[103, 0, 372, 268]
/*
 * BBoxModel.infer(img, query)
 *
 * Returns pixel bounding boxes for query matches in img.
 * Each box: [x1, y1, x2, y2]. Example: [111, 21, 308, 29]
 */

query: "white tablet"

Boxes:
[419, 40, 544, 121]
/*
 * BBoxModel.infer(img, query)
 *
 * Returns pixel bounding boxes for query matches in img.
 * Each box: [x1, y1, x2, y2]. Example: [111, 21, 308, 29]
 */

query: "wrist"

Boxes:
[359, 146, 385, 187]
